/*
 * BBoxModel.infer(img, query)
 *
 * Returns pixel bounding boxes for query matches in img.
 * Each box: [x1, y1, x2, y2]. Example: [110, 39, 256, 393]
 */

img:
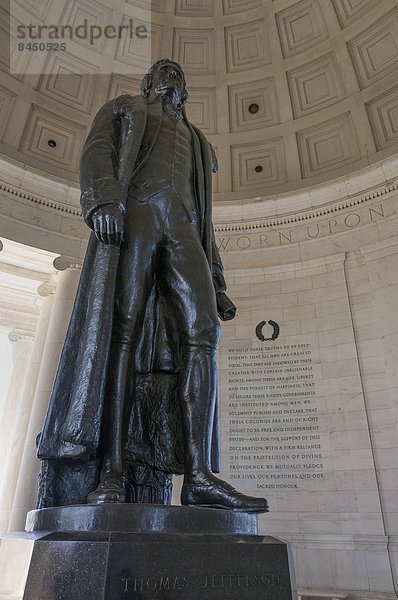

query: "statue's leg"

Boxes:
[178, 343, 219, 480]
[87, 342, 133, 503]
[178, 343, 268, 512]
[87, 199, 161, 504]
[159, 210, 269, 513]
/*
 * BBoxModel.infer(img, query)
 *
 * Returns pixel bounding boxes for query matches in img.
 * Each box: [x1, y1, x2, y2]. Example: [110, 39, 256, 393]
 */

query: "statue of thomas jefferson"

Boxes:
[37, 59, 268, 513]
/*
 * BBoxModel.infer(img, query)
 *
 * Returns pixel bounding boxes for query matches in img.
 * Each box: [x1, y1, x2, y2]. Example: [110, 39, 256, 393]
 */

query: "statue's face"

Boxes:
[150, 62, 185, 97]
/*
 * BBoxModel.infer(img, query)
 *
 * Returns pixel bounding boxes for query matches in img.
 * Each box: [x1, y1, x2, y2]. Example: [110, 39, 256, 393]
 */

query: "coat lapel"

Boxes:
[115, 94, 147, 192]
[189, 121, 213, 261]
[143, 96, 163, 157]
[184, 116, 206, 238]
[115, 94, 163, 192]
[130, 96, 163, 181]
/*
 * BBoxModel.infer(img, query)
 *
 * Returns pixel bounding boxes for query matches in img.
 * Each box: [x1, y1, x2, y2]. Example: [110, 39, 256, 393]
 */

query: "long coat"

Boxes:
[37, 94, 225, 473]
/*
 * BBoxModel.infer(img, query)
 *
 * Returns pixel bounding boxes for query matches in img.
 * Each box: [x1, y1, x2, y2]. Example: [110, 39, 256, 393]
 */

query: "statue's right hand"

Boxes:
[92, 205, 124, 246]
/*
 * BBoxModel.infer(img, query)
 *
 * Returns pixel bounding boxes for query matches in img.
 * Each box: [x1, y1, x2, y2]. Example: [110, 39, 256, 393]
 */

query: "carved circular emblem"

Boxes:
[255, 320, 280, 342]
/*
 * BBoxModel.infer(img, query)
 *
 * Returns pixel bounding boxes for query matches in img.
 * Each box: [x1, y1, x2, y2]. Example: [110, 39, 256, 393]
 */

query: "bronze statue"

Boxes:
[37, 59, 268, 513]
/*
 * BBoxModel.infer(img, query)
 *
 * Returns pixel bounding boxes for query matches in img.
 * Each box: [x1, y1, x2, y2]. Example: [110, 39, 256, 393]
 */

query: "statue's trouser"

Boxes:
[88, 192, 269, 511]
[100, 342, 133, 478]
[179, 344, 218, 480]
[98, 341, 219, 485]
[87, 191, 220, 500]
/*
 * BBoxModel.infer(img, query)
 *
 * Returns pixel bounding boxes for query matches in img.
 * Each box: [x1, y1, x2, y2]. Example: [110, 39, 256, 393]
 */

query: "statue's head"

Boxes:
[141, 59, 188, 109]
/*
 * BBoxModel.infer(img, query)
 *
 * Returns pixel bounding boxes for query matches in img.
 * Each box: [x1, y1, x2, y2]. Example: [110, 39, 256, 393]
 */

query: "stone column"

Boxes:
[0, 329, 34, 534]
[8, 257, 82, 532]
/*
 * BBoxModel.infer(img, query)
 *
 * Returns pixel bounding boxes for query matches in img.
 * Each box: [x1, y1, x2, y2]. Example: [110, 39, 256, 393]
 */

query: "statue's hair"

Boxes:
[141, 59, 188, 107]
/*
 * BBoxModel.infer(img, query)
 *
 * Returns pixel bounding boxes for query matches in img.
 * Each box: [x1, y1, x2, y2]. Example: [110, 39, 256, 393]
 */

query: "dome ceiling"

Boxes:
[0, 0, 397, 203]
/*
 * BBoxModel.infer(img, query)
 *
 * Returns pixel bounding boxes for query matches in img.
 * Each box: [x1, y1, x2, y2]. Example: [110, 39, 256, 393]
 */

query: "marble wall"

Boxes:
[214, 186, 398, 597]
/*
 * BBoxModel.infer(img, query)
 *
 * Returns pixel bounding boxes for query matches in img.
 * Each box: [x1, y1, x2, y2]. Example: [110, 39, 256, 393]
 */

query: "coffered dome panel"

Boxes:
[19, 104, 87, 173]
[231, 137, 287, 190]
[296, 112, 360, 177]
[347, 8, 398, 89]
[275, 0, 329, 59]
[59, 0, 113, 54]
[37, 53, 99, 113]
[331, 0, 379, 29]
[129, 0, 166, 12]
[286, 52, 346, 118]
[107, 74, 142, 99]
[19, 0, 52, 22]
[366, 84, 398, 151]
[229, 78, 280, 131]
[0, 86, 16, 140]
[0, 0, 397, 203]
[173, 27, 216, 74]
[0, 10, 10, 73]
[225, 20, 271, 72]
[222, 0, 263, 15]
[175, 0, 214, 17]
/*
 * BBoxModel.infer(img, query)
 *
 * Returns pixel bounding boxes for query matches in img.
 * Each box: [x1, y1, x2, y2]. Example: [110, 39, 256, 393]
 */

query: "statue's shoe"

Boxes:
[181, 478, 269, 513]
[87, 474, 125, 504]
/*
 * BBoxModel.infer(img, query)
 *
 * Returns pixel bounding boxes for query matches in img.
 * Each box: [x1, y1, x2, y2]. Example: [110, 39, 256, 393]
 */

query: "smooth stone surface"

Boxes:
[26, 503, 258, 536]
[22, 531, 295, 600]
[24, 532, 109, 600]
[0, 532, 44, 600]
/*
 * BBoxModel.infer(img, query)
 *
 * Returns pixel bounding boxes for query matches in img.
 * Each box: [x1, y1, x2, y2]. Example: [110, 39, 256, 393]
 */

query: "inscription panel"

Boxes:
[223, 342, 325, 492]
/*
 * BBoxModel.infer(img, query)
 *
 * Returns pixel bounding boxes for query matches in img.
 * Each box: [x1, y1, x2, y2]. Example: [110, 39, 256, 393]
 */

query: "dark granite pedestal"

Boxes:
[20, 505, 296, 600]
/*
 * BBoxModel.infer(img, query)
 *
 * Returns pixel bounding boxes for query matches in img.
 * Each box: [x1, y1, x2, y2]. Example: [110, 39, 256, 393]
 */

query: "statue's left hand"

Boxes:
[92, 205, 124, 246]
[216, 292, 237, 321]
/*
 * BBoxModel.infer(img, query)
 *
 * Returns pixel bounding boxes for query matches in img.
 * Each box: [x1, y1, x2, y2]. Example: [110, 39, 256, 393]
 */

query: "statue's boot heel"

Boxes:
[87, 473, 126, 504]
[181, 480, 269, 513]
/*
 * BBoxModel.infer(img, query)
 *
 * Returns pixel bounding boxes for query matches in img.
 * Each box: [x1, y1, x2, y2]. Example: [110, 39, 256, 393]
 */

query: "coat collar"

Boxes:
[140, 95, 163, 162]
